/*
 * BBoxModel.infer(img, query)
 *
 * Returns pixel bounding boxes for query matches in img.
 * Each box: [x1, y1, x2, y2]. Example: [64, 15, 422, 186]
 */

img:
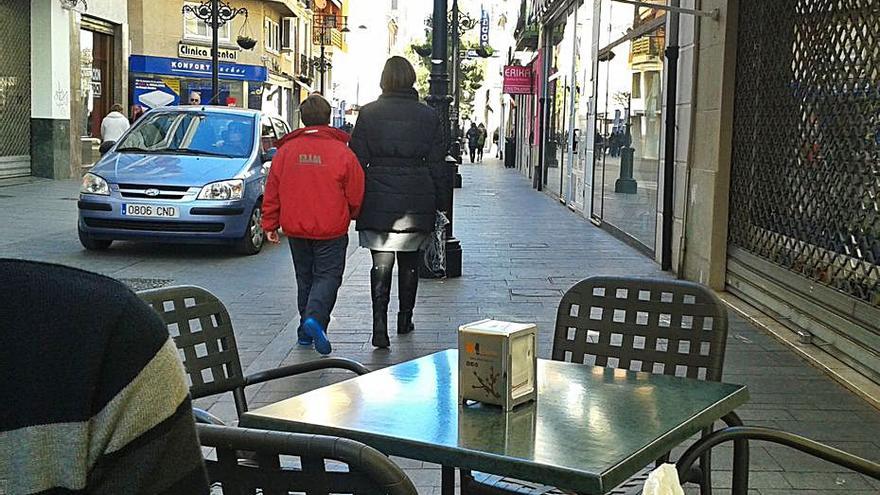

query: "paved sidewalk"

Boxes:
[2, 161, 878, 494]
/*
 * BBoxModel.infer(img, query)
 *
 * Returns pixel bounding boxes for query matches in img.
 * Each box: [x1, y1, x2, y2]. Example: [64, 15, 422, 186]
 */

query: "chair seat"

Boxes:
[466, 467, 653, 495]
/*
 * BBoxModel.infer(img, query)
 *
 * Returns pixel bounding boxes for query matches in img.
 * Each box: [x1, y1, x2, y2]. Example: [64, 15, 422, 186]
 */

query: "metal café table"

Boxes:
[240, 350, 749, 494]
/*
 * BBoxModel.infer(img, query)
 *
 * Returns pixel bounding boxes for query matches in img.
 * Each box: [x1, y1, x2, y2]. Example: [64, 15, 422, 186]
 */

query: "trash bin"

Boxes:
[504, 139, 516, 168]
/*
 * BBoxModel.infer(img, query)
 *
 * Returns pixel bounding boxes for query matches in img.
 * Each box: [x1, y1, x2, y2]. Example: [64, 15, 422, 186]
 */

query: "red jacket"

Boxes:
[262, 126, 365, 240]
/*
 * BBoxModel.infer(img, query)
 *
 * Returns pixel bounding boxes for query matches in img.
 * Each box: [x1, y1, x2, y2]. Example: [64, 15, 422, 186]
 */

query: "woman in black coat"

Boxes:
[350, 56, 450, 349]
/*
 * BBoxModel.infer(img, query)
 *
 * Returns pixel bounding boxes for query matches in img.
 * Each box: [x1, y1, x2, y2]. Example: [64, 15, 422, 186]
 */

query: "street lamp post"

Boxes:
[425, 0, 463, 279]
[182, 0, 248, 105]
[450, 1, 461, 162]
[449, 2, 477, 166]
[312, 13, 349, 95]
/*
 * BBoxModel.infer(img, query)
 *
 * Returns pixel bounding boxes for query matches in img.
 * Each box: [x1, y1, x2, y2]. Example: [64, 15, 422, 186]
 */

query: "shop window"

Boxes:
[184, 2, 231, 43]
[631, 73, 641, 99]
[265, 18, 281, 53]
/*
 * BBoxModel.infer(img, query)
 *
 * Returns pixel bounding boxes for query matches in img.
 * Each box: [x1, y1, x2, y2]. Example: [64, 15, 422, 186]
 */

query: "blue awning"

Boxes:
[130, 55, 268, 82]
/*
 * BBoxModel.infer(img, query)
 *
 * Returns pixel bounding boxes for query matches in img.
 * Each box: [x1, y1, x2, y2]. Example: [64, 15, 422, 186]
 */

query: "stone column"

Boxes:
[31, 0, 73, 179]
[675, 0, 741, 289]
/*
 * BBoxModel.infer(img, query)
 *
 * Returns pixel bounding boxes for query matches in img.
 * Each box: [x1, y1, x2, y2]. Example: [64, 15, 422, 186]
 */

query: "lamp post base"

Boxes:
[445, 237, 462, 278]
[614, 147, 638, 194]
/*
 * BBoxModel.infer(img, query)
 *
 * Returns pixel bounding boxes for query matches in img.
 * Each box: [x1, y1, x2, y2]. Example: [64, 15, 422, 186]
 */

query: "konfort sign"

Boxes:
[178, 42, 239, 62]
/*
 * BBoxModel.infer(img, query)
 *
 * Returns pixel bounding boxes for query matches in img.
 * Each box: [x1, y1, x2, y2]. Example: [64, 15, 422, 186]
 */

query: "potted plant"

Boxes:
[237, 35, 257, 50]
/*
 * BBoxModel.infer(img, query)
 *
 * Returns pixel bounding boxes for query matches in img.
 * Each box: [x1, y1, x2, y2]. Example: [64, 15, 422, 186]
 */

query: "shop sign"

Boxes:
[503, 66, 532, 94]
[133, 78, 180, 109]
[129, 55, 268, 82]
[178, 42, 239, 62]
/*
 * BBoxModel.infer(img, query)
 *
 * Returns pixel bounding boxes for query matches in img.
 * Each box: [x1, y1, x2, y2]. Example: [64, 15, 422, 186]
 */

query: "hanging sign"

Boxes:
[480, 8, 490, 46]
[503, 66, 532, 95]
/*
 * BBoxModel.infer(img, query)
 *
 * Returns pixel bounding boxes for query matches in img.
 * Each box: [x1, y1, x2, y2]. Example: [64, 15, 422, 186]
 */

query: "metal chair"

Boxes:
[198, 423, 418, 495]
[676, 426, 880, 494]
[138, 285, 370, 422]
[461, 276, 744, 495]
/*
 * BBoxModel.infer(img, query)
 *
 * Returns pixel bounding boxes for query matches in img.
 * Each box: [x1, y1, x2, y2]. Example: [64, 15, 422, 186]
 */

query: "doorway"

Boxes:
[81, 28, 115, 140]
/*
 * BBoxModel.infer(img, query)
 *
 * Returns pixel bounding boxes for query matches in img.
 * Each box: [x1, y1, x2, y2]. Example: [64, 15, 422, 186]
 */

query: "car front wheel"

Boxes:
[78, 228, 112, 251]
[235, 204, 264, 255]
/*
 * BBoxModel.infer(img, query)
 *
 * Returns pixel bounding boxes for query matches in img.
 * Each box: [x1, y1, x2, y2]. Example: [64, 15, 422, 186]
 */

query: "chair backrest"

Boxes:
[138, 285, 246, 401]
[553, 276, 729, 381]
[198, 424, 419, 495]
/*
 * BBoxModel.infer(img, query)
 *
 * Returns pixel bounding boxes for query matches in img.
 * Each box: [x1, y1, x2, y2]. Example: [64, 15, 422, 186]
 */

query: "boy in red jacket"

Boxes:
[262, 95, 365, 355]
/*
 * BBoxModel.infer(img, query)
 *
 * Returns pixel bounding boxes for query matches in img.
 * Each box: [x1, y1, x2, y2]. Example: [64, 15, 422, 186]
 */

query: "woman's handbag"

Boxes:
[421, 211, 450, 278]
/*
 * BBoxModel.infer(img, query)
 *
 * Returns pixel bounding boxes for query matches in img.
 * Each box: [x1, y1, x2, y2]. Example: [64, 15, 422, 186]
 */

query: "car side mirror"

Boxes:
[262, 147, 277, 163]
[99, 141, 115, 156]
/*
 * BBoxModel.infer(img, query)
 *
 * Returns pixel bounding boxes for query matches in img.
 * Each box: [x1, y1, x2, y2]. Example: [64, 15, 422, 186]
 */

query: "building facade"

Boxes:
[0, 0, 350, 180]
[509, 0, 880, 390]
[127, 0, 318, 128]
[0, 0, 128, 180]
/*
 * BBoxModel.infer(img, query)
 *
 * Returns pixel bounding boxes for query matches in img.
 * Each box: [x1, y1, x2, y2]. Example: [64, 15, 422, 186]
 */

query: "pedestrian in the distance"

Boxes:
[477, 123, 487, 162]
[130, 104, 145, 124]
[493, 128, 500, 158]
[100, 103, 130, 143]
[262, 94, 365, 355]
[466, 123, 480, 163]
[350, 56, 451, 349]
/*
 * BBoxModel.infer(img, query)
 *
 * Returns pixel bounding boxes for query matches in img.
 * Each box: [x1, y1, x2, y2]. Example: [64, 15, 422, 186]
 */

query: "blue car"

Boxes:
[78, 107, 290, 254]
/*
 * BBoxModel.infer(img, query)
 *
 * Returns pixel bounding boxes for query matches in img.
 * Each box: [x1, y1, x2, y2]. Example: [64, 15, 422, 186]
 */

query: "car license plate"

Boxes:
[121, 203, 179, 218]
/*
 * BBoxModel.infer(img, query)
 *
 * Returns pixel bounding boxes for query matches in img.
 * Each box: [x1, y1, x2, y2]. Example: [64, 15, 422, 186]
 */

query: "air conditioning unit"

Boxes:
[281, 17, 295, 52]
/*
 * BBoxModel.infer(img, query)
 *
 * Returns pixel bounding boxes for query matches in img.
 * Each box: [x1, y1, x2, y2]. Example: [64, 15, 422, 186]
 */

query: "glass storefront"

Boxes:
[129, 55, 267, 115]
[591, 2, 665, 251]
[540, 3, 595, 212]
[542, 17, 574, 200]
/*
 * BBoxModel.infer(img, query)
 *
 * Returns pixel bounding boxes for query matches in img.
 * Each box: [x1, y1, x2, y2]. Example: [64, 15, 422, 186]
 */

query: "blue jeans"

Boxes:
[288, 235, 348, 338]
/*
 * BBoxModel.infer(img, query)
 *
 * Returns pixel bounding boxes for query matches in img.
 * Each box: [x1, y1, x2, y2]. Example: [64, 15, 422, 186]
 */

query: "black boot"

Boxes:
[397, 311, 414, 335]
[371, 265, 392, 348]
[397, 265, 419, 335]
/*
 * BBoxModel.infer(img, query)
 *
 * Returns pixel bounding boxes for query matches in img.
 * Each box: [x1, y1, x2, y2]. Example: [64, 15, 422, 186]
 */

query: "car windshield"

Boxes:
[116, 112, 255, 158]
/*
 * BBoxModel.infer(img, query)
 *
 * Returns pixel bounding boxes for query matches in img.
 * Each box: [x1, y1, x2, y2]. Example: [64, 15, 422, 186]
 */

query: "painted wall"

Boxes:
[82, 0, 128, 25]
[31, 0, 71, 120]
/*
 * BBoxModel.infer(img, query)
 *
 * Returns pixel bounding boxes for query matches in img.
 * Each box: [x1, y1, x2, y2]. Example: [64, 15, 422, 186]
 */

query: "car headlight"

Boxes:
[197, 179, 244, 200]
[80, 173, 109, 195]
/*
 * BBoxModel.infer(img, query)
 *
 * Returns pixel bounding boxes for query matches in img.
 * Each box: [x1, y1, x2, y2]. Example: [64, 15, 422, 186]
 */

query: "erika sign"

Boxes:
[503, 66, 532, 94]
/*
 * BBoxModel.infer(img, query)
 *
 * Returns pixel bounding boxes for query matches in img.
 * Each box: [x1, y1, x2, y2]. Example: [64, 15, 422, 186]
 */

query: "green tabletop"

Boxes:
[241, 350, 748, 494]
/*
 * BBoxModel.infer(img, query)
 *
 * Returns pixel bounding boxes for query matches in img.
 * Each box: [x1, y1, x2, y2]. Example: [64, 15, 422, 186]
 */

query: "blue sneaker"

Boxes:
[303, 317, 331, 355]
[297, 334, 314, 346]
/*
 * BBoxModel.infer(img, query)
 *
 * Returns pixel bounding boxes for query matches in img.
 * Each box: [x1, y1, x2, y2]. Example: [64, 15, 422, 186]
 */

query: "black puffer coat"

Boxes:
[350, 89, 451, 233]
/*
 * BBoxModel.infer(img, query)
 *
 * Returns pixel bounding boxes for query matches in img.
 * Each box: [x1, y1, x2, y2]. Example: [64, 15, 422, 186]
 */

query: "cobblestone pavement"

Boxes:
[1, 161, 878, 494]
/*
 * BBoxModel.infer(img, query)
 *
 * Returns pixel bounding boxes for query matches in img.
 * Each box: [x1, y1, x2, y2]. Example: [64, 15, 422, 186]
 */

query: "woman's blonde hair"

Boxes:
[380, 56, 416, 92]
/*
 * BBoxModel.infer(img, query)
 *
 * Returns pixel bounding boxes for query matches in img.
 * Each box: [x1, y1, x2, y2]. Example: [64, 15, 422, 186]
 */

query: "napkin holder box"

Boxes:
[458, 319, 537, 411]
